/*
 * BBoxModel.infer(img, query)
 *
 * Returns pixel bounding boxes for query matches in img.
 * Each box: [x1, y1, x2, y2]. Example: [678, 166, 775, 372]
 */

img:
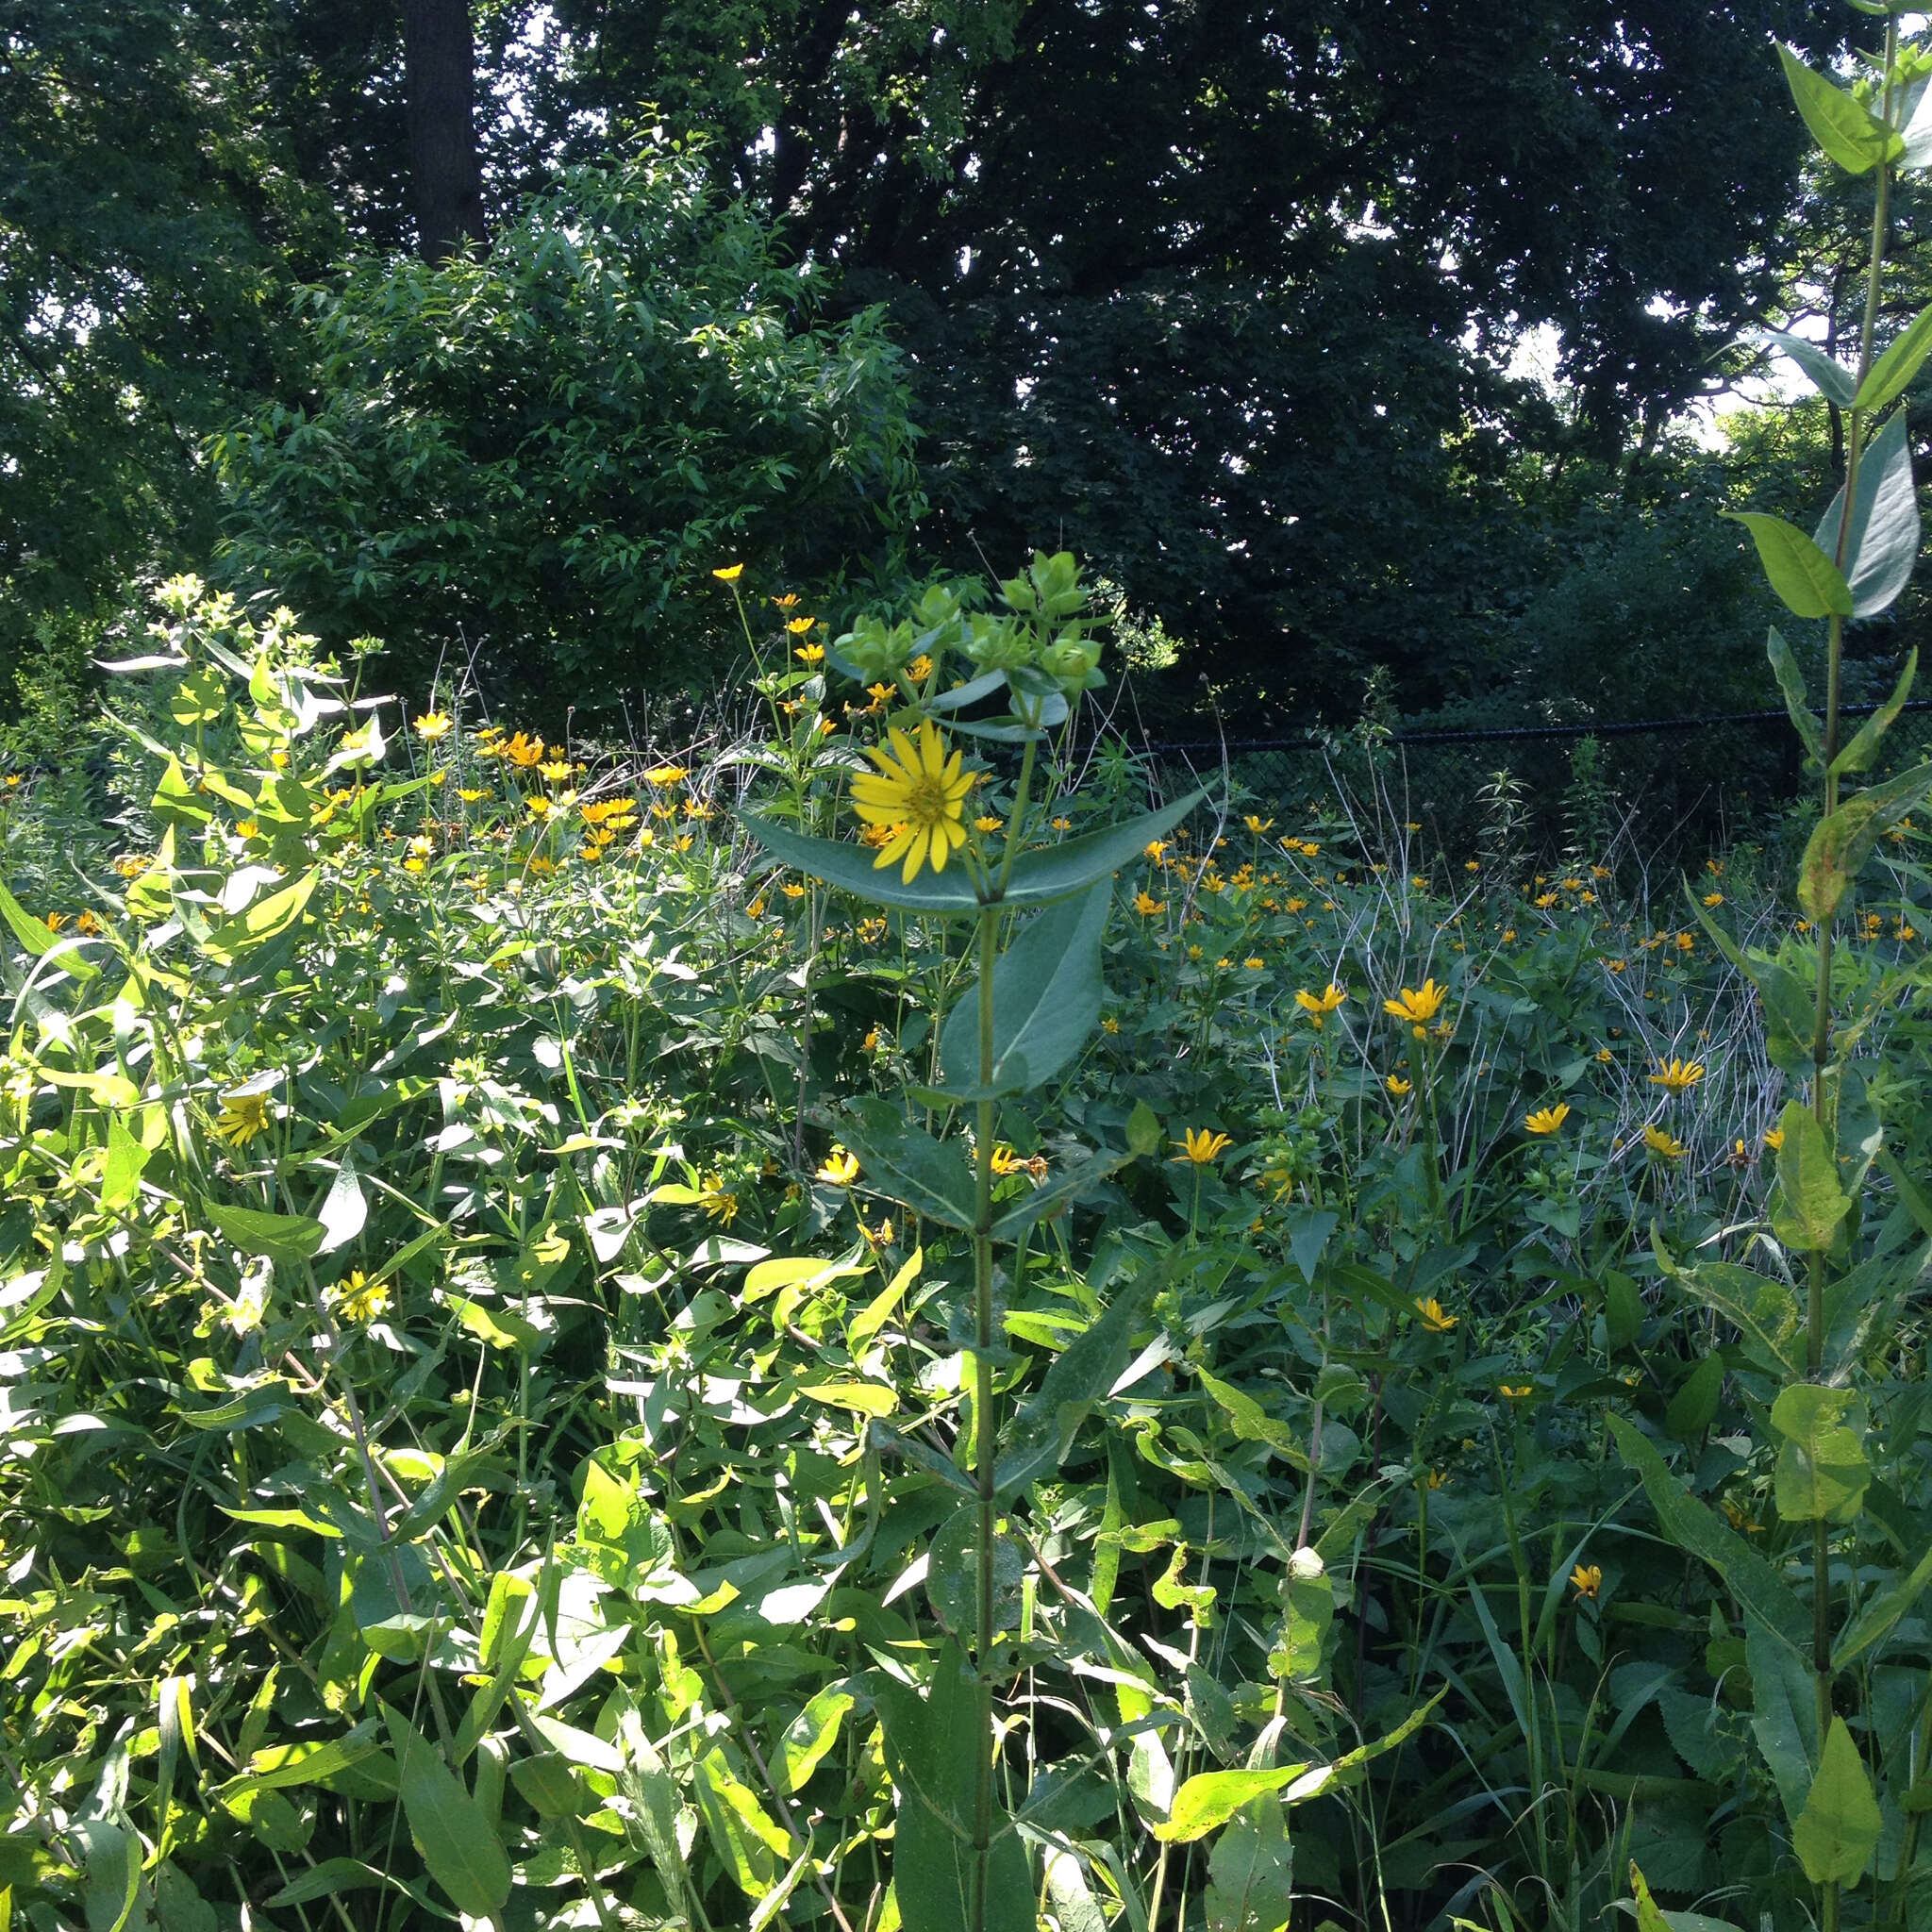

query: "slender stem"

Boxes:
[971, 898, 998, 1932]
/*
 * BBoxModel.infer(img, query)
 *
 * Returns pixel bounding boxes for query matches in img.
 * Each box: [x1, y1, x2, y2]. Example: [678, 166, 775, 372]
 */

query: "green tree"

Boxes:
[210, 152, 926, 706]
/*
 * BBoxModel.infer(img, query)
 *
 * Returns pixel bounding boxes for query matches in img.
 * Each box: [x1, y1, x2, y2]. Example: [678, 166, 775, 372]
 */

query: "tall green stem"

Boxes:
[1807, 32, 1898, 1931]
[970, 898, 997, 1932]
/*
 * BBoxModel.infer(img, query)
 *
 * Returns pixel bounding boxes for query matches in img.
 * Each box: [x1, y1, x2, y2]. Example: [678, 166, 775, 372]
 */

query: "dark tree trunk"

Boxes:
[404, 0, 485, 262]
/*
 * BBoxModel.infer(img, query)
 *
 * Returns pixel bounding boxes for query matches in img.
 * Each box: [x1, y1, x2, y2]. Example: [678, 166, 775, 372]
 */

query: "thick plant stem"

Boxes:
[970, 897, 998, 1932]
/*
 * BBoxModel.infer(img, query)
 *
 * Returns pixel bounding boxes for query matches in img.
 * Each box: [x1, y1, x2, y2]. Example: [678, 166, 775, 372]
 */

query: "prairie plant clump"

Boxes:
[3, 532, 1931, 1926]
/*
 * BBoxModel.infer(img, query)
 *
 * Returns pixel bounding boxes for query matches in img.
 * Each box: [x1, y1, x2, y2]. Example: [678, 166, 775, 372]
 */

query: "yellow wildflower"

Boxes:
[1641, 1123, 1688, 1159]
[1295, 982, 1347, 1026]
[1413, 1297, 1457, 1333]
[1172, 1128, 1232, 1165]
[817, 1145, 860, 1186]
[1648, 1058, 1706, 1095]
[1571, 1563, 1602, 1602]
[1384, 979, 1447, 1036]
[1386, 1074, 1412, 1096]
[213, 1091, 273, 1147]
[712, 562, 745, 582]
[414, 711, 453, 740]
[1524, 1104, 1570, 1135]
[329, 1270, 391, 1325]
[849, 722, 974, 884]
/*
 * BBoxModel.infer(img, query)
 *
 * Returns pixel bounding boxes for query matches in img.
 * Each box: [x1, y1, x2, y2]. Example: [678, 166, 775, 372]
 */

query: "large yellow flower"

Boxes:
[850, 722, 974, 883]
[1384, 978, 1447, 1026]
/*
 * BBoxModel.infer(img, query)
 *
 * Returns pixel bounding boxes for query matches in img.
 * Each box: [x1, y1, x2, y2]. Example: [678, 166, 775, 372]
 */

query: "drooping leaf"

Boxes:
[691, 1747, 792, 1899]
[1770, 1102, 1852, 1254]
[380, 1704, 512, 1915]
[1778, 45, 1903, 175]
[1664, 1356, 1724, 1442]
[773, 1683, 858, 1795]
[837, 1102, 978, 1229]
[1761, 331, 1857, 408]
[203, 1203, 325, 1266]
[1206, 1798, 1294, 1932]
[1766, 626, 1824, 764]
[1724, 512, 1854, 619]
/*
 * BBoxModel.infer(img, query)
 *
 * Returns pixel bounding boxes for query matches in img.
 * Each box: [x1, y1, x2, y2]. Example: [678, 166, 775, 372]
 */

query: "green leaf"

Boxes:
[203, 1203, 325, 1267]
[1766, 627, 1824, 765]
[1772, 1383, 1871, 1524]
[1778, 44, 1903, 175]
[1126, 1100, 1162, 1157]
[691, 1747, 791, 1899]
[996, 1267, 1158, 1496]
[1832, 645, 1917, 777]
[939, 884, 1108, 1094]
[1663, 1259, 1801, 1378]
[1771, 1102, 1853, 1253]
[997, 790, 1208, 908]
[446, 1293, 543, 1353]
[1156, 1765, 1312, 1843]
[1664, 1356, 1724, 1442]
[838, 1102, 978, 1229]
[1629, 1861, 1671, 1932]
[380, 1703, 511, 1915]
[1792, 1717, 1881, 1886]
[774, 1683, 857, 1795]
[1195, 1367, 1309, 1471]
[0, 874, 58, 957]
[1812, 408, 1918, 619]
[848, 1246, 921, 1353]
[740, 809, 982, 915]
[1206, 1798, 1295, 1932]
[1798, 761, 1932, 923]
[1748, 1612, 1816, 1826]
[1603, 1271, 1646, 1352]
[1762, 331, 1857, 408]
[1606, 1414, 1808, 1654]
[989, 1149, 1124, 1243]
[100, 1114, 152, 1216]
[1855, 303, 1932, 413]
[1835, 1536, 1932, 1668]
[1724, 512, 1855, 619]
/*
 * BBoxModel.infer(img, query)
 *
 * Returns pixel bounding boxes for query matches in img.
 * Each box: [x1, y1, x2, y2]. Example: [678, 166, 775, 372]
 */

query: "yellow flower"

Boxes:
[644, 764, 690, 787]
[42, 912, 68, 932]
[1243, 815, 1274, 834]
[794, 641, 826, 665]
[1571, 1563, 1602, 1602]
[1101, 1017, 1120, 1035]
[1171, 1128, 1232, 1165]
[458, 788, 487, 803]
[1384, 979, 1447, 1027]
[213, 1091, 273, 1147]
[712, 562, 745, 581]
[1763, 1128, 1785, 1152]
[974, 815, 1003, 833]
[1243, 957, 1265, 971]
[1648, 1058, 1705, 1095]
[1595, 1046, 1613, 1063]
[1524, 1104, 1570, 1136]
[1641, 1122, 1688, 1159]
[772, 591, 801, 609]
[1294, 982, 1347, 1025]
[74, 910, 102, 936]
[539, 759, 575, 782]
[503, 731, 544, 768]
[1134, 891, 1167, 915]
[1386, 1074, 1412, 1096]
[1500, 1383, 1533, 1401]
[991, 1145, 1029, 1176]
[817, 1145, 860, 1186]
[1413, 1297, 1457, 1333]
[905, 654, 934, 681]
[697, 1174, 740, 1224]
[329, 1270, 391, 1325]
[787, 616, 817, 635]
[1703, 891, 1724, 908]
[849, 722, 974, 884]
[1424, 1469, 1449, 1491]
[414, 711, 453, 740]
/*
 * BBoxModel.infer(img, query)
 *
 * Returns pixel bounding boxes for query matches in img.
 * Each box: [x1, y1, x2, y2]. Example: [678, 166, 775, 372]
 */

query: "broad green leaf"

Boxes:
[1195, 1367, 1309, 1470]
[743, 1252, 867, 1304]
[1607, 1414, 1808, 1654]
[509, 1752, 586, 1818]
[1779, 45, 1903, 175]
[1206, 1798, 1294, 1932]
[1664, 1356, 1724, 1442]
[1854, 302, 1932, 412]
[996, 1267, 1158, 1496]
[798, 1380, 898, 1417]
[939, 884, 1108, 1094]
[100, 1114, 152, 1216]
[1792, 1717, 1881, 1886]
[1000, 790, 1208, 908]
[838, 1102, 977, 1229]
[774, 1683, 857, 1795]
[1761, 331, 1857, 408]
[381, 1703, 511, 1915]
[1798, 760, 1932, 922]
[1812, 409, 1918, 618]
[1724, 512, 1854, 619]
[1772, 1383, 1870, 1524]
[203, 1203, 325, 1267]
[1832, 645, 1917, 777]
[1045, 1849, 1109, 1932]
[1771, 1102, 1852, 1253]
[1766, 626, 1824, 764]
[237, 1720, 384, 1792]
[740, 809, 981, 915]
[1665, 1260, 1800, 1378]
[926, 1505, 1024, 1640]
[691, 1747, 791, 1899]
[314, 1157, 368, 1255]
[446, 1293, 542, 1352]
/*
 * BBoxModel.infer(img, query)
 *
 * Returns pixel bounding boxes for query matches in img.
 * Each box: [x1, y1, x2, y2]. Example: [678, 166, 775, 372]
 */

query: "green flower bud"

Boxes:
[964, 614, 1032, 672]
